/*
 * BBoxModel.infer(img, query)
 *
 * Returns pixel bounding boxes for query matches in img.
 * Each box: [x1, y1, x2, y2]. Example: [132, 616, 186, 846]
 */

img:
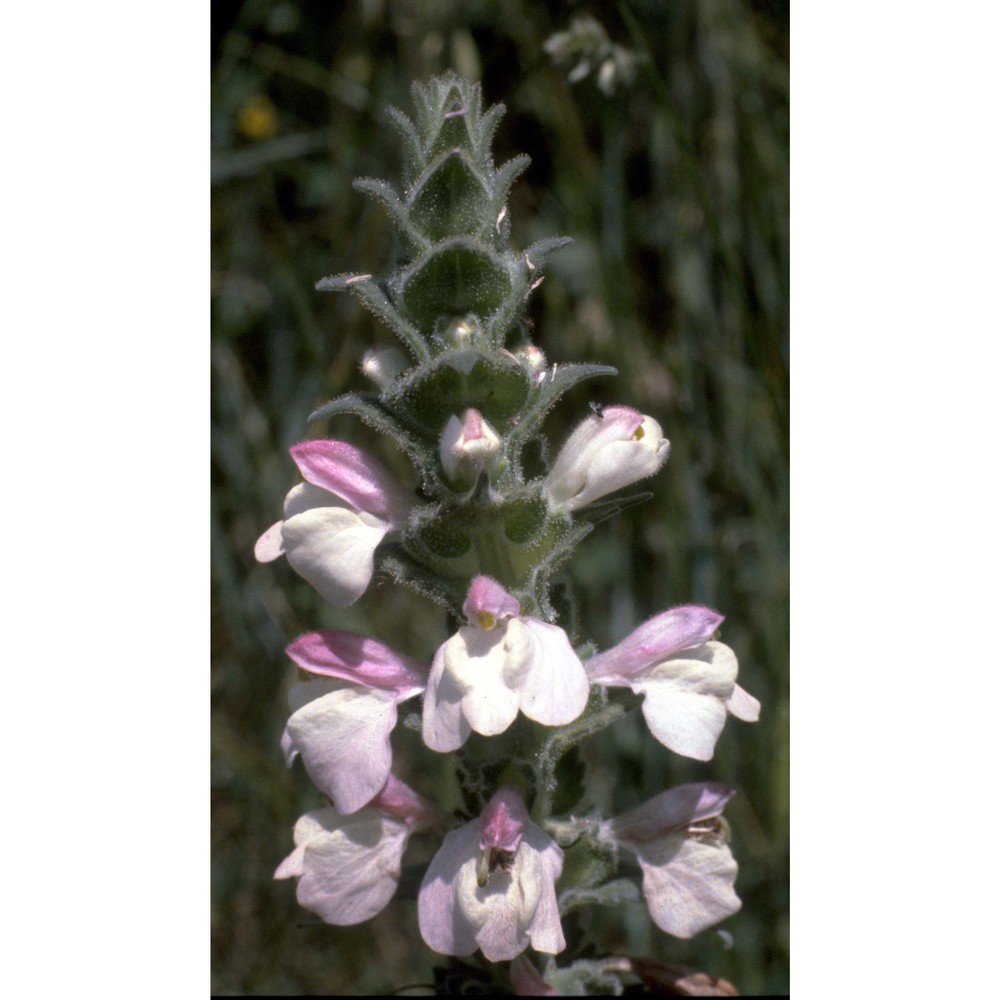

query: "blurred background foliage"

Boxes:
[211, 0, 788, 994]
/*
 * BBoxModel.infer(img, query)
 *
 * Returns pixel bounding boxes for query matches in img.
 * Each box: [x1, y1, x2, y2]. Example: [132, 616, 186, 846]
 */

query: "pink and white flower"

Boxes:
[422, 576, 590, 752]
[282, 630, 427, 814]
[255, 439, 412, 606]
[545, 406, 669, 511]
[275, 774, 439, 926]
[585, 605, 760, 761]
[439, 408, 501, 484]
[599, 782, 741, 939]
[418, 787, 565, 962]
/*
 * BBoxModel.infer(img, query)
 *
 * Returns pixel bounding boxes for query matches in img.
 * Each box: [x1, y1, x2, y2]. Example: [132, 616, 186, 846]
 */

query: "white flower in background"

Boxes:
[585, 605, 759, 761]
[281, 630, 427, 814]
[599, 782, 741, 939]
[422, 576, 590, 752]
[545, 405, 669, 510]
[418, 787, 565, 961]
[254, 439, 412, 606]
[275, 774, 439, 926]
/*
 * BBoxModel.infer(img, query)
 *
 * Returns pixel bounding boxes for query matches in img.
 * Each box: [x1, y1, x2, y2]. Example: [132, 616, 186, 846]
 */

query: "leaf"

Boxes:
[388, 349, 530, 436]
[507, 362, 619, 460]
[376, 545, 466, 617]
[353, 177, 428, 252]
[314, 274, 431, 362]
[385, 105, 424, 184]
[398, 238, 512, 330]
[410, 149, 492, 242]
[306, 392, 440, 486]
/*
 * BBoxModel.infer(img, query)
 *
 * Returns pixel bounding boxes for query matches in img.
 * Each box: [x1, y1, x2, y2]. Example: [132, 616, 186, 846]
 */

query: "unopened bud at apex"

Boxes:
[439, 408, 501, 484]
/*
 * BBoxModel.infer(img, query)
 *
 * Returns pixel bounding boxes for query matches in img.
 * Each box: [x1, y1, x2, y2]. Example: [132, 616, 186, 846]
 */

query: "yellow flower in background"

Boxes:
[237, 94, 277, 140]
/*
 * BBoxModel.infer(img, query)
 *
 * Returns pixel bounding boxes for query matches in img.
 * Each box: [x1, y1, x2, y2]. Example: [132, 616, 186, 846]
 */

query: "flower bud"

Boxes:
[444, 317, 474, 347]
[513, 344, 547, 373]
[439, 408, 501, 484]
[545, 405, 669, 510]
[360, 345, 408, 389]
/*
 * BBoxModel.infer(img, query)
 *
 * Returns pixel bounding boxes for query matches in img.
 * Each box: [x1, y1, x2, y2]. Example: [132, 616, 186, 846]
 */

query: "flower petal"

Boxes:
[634, 834, 741, 939]
[518, 620, 590, 726]
[462, 575, 521, 624]
[279, 725, 297, 767]
[586, 606, 725, 683]
[290, 439, 411, 524]
[520, 823, 566, 956]
[294, 809, 410, 925]
[510, 956, 557, 996]
[546, 406, 642, 506]
[422, 644, 473, 753]
[546, 406, 669, 510]
[254, 520, 285, 562]
[453, 622, 531, 737]
[286, 630, 426, 696]
[480, 787, 530, 853]
[274, 808, 335, 880]
[372, 773, 440, 829]
[604, 783, 736, 845]
[282, 505, 388, 607]
[286, 683, 398, 813]
[630, 642, 738, 761]
[726, 683, 761, 722]
[418, 820, 482, 957]
[282, 481, 339, 518]
[418, 812, 566, 963]
[462, 843, 542, 962]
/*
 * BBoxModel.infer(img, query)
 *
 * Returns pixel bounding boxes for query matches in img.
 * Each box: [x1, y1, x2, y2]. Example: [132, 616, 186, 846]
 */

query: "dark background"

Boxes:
[211, 0, 788, 993]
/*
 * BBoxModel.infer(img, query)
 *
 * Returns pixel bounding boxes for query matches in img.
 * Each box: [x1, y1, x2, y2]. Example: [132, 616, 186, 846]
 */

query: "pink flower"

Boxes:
[281, 630, 427, 814]
[275, 774, 438, 926]
[585, 606, 760, 761]
[418, 787, 565, 962]
[599, 783, 741, 939]
[545, 406, 669, 510]
[255, 440, 412, 606]
[422, 577, 590, 752]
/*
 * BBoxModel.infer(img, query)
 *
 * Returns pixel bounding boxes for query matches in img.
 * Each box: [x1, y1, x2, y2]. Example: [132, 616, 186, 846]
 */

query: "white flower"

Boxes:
[418, 787, 565, 961]
[586, 605, 759, 761]
[422, 576, 590, 752]
[281, 630, 427, 814]
[255, 439, 412, 606]
[276, 775, 437, 926]
[600, 782, 741, 939]
[545, 405, 669, 510]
